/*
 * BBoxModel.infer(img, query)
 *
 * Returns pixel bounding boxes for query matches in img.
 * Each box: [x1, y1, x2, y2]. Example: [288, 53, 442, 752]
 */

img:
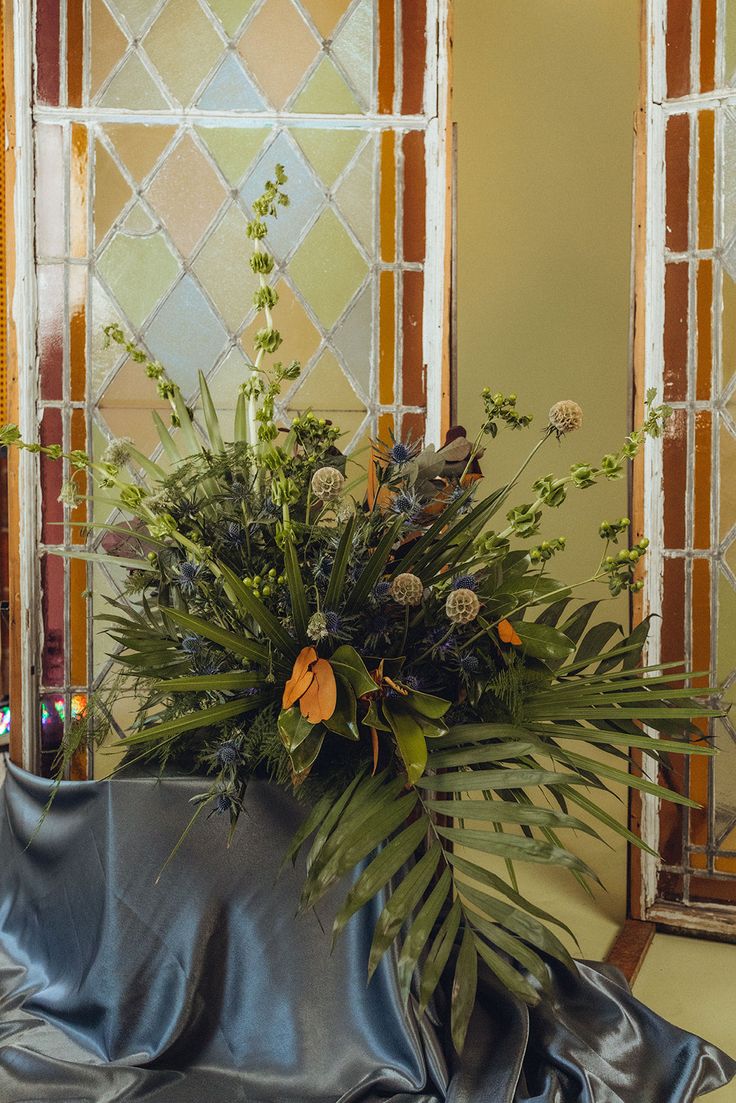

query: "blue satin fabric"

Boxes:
[0, 762, 732, 1103]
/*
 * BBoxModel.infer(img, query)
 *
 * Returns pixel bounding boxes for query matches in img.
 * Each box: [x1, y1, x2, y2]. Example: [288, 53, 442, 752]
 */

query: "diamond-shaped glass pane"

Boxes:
[143, 0, 224, 106]
[146, 134, 226, 257]
[289, 208, 368, 330]
[238, 0, 320, 108]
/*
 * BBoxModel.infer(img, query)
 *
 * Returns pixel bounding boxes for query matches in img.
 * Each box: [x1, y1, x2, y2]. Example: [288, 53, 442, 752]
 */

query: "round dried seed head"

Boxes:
[311, 466, 345, 501]
[391, 573, 424, 607]
[446, 587, 481, 625]
[549, 400, 583, 436]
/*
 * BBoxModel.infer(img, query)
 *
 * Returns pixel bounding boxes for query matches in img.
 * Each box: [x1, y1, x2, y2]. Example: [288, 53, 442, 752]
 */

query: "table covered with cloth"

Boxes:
[0, 762, 733, 1103]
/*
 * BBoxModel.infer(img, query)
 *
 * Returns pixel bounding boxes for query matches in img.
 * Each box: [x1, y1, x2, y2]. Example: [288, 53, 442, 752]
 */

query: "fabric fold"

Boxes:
[0, 762, 732, 1103]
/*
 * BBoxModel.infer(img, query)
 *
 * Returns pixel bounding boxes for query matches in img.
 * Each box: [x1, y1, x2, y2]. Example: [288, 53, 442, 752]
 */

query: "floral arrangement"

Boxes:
[1, 167, 717, 1052]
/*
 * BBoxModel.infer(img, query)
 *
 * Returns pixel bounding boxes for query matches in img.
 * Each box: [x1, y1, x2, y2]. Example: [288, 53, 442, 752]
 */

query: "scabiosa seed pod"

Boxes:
[311, 466, 345, 501]
[549, 400, 583, 437]
[446, 587, 480, 624]
[452, 574, 479, 592]
[391, 573, 424, 606]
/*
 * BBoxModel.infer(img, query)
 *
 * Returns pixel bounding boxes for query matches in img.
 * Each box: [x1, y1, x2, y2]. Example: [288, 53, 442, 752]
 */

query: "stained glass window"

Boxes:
[638, 0, 736, 928]
[10, 0, 448, 775]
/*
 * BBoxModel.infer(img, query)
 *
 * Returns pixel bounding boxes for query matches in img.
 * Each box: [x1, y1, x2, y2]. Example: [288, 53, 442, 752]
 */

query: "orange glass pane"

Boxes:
[402, 269, 424, 406]
[70, 123, 88, 259]
[378, 0, 394, 113]
[698, 110, 715, 251]
[696, 260, 713, 400]
[380, 130, 396, 262]
[693, 410, 712, 549]
[379, 270, 395, 405]
[67, 0, 84, 107]
[402, 131, 426, 263]
[70, 267, 87, 403]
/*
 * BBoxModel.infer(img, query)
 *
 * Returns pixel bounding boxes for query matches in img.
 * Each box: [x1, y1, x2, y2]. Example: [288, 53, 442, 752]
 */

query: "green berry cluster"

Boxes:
[481, 390, 533, 438]
[599, 517, 631, 543]
[529, 536, 566, 563]
[603, 539, 649, 596]
[243, 567, 285, 600]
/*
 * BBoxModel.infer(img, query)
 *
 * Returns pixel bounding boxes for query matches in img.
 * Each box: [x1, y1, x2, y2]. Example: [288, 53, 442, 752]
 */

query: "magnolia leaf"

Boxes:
[324, 675, 360, 740]
[383, 702, 427, 784]
[278, 707, 316, 753]
[404, 687, 452, 720]
[330, 645, 378, 698]
[510, 620, 575, 661]
[290, 726, 325, 776]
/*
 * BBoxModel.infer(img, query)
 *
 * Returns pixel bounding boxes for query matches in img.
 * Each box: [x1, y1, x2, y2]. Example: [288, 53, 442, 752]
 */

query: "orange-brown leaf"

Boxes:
[311, 658, 337, 720]
[283, 646, 318, 709]
[498, 619, 522, 646]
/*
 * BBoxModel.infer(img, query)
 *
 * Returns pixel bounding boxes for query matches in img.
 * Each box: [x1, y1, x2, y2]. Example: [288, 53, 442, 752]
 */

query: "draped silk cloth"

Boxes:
[0, 763, 733, 1103]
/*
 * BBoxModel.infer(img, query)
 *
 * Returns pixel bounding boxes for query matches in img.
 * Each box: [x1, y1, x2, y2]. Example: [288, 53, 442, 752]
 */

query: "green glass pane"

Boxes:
[206, 0, 258, 37]
[717, 569, 736, 686]
[98, 229, 180, 328]
[97, 54, 170, 110]
[289, 208, 367, 329]
[332, 0, 373, 109]
[196, 126, 268, 186]
[109, 0, 159, 35]
[144, 0, 224, 106]
[292, 56, 361, 114]
[292, 128, 364, 188]
[91, 277, 126, 396]
[335, 138, 374, 250]
[192, 203, 258, 331]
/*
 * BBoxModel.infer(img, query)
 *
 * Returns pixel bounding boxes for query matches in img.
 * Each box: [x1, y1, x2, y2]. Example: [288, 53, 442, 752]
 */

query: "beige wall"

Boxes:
[453, 0, 640, 601]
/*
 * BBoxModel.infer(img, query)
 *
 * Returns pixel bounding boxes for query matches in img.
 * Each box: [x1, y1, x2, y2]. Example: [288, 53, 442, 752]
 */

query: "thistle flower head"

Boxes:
[178, 560, 201, 594]
[311, 466, 345, 501]
[391, 573, 424, 606]
[373, 580, 392, 601]
[388, 440, 418, 466]
[452, 574, 479, 592]
[549, 400, 583, 437]
[102, 437, 134, 468]
[390, 490, 422, 522]
[446, 588, 480, 625]
[216, 741, 240, 766]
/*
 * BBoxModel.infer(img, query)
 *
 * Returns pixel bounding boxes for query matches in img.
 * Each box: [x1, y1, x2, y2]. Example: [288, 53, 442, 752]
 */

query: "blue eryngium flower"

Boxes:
[453, 574, 479, 592]
[388, 440, 416, 465]
[216, 741, 240, 766]
[390, 490, 422, 522]
[178, 561, 201, 595]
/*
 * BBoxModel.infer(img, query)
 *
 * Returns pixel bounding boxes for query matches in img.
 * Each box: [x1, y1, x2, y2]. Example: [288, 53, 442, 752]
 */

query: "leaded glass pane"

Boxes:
[30, 0, 435, 773]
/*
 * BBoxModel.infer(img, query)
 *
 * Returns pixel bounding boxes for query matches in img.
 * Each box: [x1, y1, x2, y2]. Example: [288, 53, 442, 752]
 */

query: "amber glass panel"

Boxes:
[696, 261, 713, 400]
[401, 0, 426, 114]
[402, 270, 425, 407]
[698, 111, 715, 251]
